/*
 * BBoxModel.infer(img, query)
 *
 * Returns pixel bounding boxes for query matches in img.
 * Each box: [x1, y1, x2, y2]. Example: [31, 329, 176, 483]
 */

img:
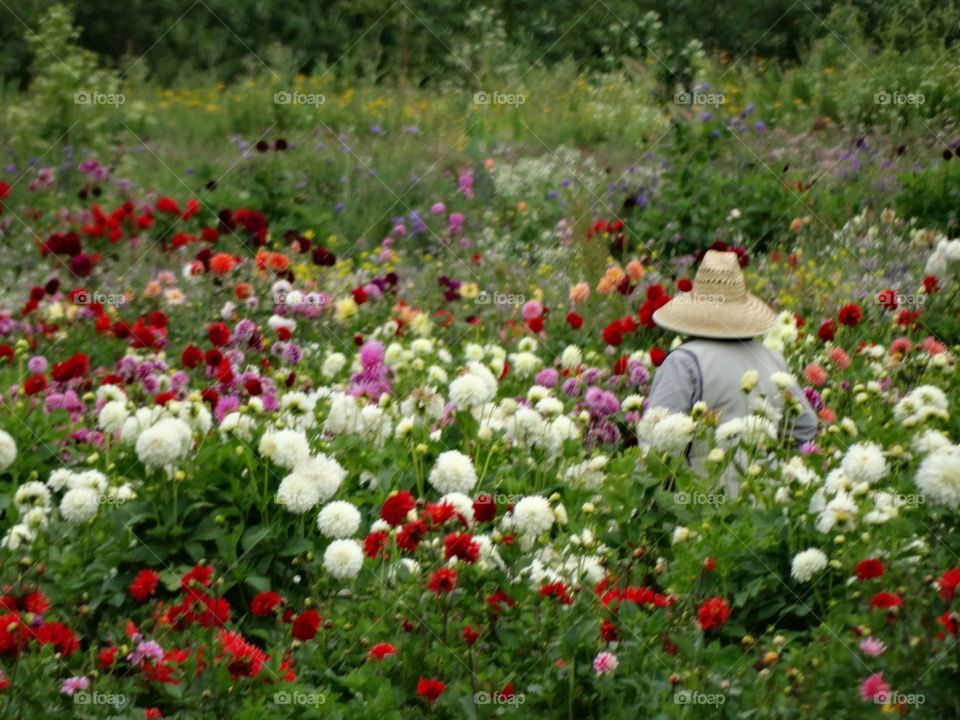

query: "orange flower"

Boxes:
[267, 252, 289, 273]
[597, 265, 625, 295]
[626, 259, 645, 280]
[569, 282, 589, 304]
[254, 250, 290, 274]
[235, 282, 252, 300]
[209, 253, 236, 276]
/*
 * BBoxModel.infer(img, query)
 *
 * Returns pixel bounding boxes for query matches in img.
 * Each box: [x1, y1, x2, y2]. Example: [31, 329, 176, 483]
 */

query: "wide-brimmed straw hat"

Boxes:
[652, 250, 778, 339]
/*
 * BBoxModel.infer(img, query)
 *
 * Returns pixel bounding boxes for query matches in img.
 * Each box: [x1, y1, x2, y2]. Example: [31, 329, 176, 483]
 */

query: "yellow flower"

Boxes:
[334, 297, 358, 323]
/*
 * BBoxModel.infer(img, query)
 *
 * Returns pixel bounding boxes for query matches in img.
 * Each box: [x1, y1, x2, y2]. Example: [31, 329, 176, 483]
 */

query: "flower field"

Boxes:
[2, 5, 960, 720]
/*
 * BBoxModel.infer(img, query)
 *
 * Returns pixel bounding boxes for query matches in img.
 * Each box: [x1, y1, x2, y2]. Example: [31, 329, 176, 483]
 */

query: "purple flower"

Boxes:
[799, 440, 821, 456]
[359, 341, 385, 367]
[281, 343, 302, 365]
[584, 386, 619, 416]
[534, 368, 559, 388]
[859, 637, 886, 657]
[27, 356, 47, 373]
[60, 676, 90, 696]
[521, 301, 543, 321]
[431, 202, 446, 216]
[128, 639, 164, 667]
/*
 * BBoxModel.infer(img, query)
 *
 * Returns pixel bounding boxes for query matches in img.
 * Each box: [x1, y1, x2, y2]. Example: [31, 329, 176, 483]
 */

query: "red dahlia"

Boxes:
[837, 303, 862, 327]
[443, 533, 480, 563]
[368, 642, 397, 660]
[696, 596, 731, 631]
[381, 491, 416, 526]
[129, 569, 160, 603]
[291, 609, 322, 640]
[854, 558, 885, 581]
[417, 677, 446, 703]
[937, 567, 960, 601]
[868, 592, 903, 610]
[472, 494, 497, 523]
[427, 568, 457, 595]
[250, 591, 283, 617]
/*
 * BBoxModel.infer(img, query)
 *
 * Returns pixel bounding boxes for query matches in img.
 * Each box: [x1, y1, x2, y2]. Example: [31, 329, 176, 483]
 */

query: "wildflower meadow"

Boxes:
[0, 2, 959, 718]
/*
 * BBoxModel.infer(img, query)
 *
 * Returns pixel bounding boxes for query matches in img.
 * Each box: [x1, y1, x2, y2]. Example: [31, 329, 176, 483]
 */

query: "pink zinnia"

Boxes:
[827, 347, 851, 369]
[60, 676, 90, 696]
[859, 672, 890, 702]
[430, 202, 446, 216]
[521, 300, 543, 321]
[888, 337, 911, 356]
[924, 336, 947, 355]
[859, 637, 886, 657]
[593, 651, 618, 675]
[803, 362, 828, 387]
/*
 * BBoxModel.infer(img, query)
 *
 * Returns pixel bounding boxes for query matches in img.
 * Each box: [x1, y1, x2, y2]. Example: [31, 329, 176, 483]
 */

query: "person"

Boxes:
[645, 250, 818, 474]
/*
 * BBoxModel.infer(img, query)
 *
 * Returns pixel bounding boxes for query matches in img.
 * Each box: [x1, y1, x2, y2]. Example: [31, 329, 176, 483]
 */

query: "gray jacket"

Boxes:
[646, 338, 819, 454]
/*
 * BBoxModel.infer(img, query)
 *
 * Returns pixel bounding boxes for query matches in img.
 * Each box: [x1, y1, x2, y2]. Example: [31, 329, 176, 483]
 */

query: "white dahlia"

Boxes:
[0, 430, 16, 472]
[915, 445, 960, 508]
[840, 442, 888, 484]
[791, 548, 827, 583]
[60, 487, 100, 523]
[323, 539, 364, 580]
[97, 400, 129, 434]
[276, 472, 321, 514]
[14, 481, 51, 513]
[512, 495, 555, 536]
[428, 451, 478, 495]
[316, 501, 362, 538]
[136, 417, 193, 468]
[295, 453, 347, 502]
[258, 429, 309, 469]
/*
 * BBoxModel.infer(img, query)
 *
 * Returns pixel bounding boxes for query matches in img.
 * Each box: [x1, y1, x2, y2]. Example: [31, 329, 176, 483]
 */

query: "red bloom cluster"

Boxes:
[381, 491, 416, 526]
[696, 597, 731, 631]
[250, 591, 283, 617]
[637, 284, 672, 330]
[0, 592, 79, 659]
[855, 558, 885, 582]
[129, 569, 160, 603]
[427, 568, 457, 595]
[291, 608, 322, 640]
[417, 677, 446, 703]
[539, 582, 574, 605]
[51, 352, 90, 383]
[837, 303, 862, 327]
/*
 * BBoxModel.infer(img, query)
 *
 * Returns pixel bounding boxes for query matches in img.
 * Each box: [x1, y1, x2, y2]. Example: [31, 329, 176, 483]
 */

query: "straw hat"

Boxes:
[652, 250, 778, 339]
